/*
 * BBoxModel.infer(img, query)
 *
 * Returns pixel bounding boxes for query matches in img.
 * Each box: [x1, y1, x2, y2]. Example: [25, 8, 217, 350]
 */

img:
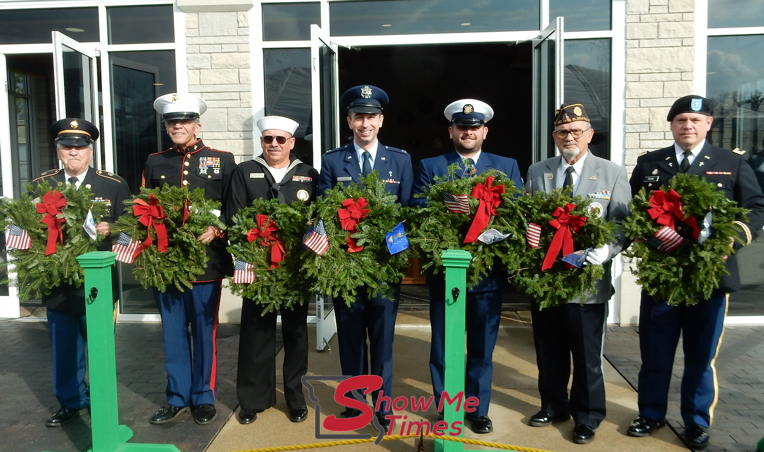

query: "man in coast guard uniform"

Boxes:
[317, 85, 413, 430]
[143, 93, 236, 425]
[412, 99, 523, 434]
[525, 104, 631, 444]
[226, 116, 318, 425]
[627, 95, 764, 449]
[37, 119, 131, 427]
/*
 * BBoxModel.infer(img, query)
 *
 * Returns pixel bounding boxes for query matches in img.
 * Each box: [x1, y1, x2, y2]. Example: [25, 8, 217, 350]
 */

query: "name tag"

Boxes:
[644, 176, 659, 182]
[250, 173, 265, 179]
[337, 176, 353, 182]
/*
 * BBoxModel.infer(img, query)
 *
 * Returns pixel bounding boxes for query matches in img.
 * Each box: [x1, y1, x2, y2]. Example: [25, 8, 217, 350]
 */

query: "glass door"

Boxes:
[532, 17, 564, 164]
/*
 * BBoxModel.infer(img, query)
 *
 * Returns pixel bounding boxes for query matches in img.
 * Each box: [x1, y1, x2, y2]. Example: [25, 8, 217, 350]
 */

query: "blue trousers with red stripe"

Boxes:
[47, 309, 90, 409]
[154, 281, 221, 407]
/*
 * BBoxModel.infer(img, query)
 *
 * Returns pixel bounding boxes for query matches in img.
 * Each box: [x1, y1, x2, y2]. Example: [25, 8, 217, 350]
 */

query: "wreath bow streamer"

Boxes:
[132, 193, 169, 257]
[647, 189, 700, 239]
[36, 190, 67, 255]
[338, 197, 370, 253]
[246, 214, 285, 270]
[464, 175, 505, 243]
[542, 203, 587, 271]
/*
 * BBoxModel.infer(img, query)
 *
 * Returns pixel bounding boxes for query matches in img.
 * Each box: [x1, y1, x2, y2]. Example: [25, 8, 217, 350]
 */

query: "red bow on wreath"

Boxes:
[338, 197, 370, 253]
[247, 214, 285, 270]
[132, 193, 169, 258]
[36, 190, 67, 255]
[647, 189, 700, 239]
[464, 176, 505, 243]
[542, 203, 587, 271]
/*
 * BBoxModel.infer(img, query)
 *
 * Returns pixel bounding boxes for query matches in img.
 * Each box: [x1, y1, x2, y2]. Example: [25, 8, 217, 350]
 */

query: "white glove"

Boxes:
[585, 244, 610, 266]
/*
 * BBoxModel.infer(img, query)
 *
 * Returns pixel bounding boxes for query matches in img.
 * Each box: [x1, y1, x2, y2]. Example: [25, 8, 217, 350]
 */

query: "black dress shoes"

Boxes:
[375, 412, 392, 432]
[238, 408, 258, 425]
[289, 406, 309, 423]
[466, 414, 493, 434]
[529, 410, 570, 427]
[45, 406, 81, 427]
[684, 424, 710, 449]
[573, 424, 596, 444]
[627, 416, 666, 437]
[192, 404, 217, 425]
[149, 404, 188, 424]
[340, 408, 363, 418]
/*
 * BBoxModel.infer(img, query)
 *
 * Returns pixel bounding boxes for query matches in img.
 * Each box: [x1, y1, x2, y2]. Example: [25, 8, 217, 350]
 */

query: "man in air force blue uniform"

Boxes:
[412, 99, 523, 434]
[317, 85, 413, 430]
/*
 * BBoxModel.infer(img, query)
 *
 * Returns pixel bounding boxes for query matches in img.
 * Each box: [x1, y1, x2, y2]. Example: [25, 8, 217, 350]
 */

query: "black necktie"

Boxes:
[680, 150, 692, 172]
[362, 151, 372, 177]
[68, 176, 78, 189]
[563, 166, 575, 189]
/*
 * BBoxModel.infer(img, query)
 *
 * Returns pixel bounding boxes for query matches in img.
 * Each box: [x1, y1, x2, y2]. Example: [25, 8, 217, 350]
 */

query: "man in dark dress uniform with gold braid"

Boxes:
[627, 95, 764, 449]
[226, 115, 318, 426]
[143, 93, 236, 426]
[37, 118, 131, 427]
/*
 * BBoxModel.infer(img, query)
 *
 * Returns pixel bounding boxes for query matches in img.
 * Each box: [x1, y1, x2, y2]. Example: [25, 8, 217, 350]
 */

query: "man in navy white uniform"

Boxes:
[226, 116, 318, 425]
[525, 104, 631, 444]
[627, 95, 764, 449]
[143, 93, 236, 425]
[317, 85, 413, 430]
[37, 118, 131, 427]
[412, 99, 523, 434]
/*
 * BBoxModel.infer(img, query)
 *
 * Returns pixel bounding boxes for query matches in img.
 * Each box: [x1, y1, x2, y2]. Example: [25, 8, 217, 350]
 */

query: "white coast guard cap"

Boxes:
[256, 116, 299, 135]
[444, 99, 494, 126]
[153, 93, 208, 121]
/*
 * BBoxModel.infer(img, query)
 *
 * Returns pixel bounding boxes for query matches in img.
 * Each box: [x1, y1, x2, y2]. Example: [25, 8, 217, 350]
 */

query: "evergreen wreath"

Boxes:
[407, 163, 524, 289]
[112, 185, 223, 292]
[623, 172, 749, 305]
[0, 179, 108, 300]
[301, 172, 410, 304]
[510, 188, 617, 309]
[228, 198, 313, 313]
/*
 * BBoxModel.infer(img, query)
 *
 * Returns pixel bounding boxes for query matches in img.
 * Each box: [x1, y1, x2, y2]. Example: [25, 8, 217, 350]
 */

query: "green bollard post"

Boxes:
[435, 249, 471, 452]
[758, 435, 764, 452]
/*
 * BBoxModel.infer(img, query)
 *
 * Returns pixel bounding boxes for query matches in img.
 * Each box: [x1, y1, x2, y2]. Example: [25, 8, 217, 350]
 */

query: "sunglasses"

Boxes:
[262, 135, 291, 144]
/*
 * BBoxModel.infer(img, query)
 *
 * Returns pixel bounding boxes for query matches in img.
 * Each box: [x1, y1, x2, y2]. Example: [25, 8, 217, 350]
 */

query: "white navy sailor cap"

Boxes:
[256, 116, 299, 135]
[153, 93, 208, 121]
[444, 99, 494, 126]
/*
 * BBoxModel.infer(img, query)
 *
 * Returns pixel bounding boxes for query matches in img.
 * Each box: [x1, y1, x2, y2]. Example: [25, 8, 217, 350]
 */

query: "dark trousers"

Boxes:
[332, 285, 400, 415]
[47, 309, 90, 409]
[429, 286, 502, 417]
[637, 292, 727, 428]
[531, 302, 607, 428]
[236, 299, 309, 411]
[154, 281, 222, 407]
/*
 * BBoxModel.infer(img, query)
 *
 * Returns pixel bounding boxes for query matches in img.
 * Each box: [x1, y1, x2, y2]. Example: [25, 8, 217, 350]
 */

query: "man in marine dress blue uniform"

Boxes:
[37, 118, 131, 427]
[627, 95, 764, 449]
[525, 104, 631, 444]
[143, 93, 237, 426]
[412, 99, 523, 434]
[317, 85, 413, 430]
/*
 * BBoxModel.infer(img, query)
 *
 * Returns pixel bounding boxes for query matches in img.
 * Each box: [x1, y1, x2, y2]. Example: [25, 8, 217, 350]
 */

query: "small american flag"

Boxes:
[112, 232, 138, 264]
[233, 258, 255, 284]
[652, 226, 685, 252]
[304, 220, 329, 255]
[526, 223, 541, 248]
[442, 193, 470, 214]
[6, 224, 31, 250]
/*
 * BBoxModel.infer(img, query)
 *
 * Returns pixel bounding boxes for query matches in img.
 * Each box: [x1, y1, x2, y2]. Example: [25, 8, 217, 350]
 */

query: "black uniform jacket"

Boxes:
[142, 138, 237, 281]
[630, 142, 764, 293]
[33, 168, 132, 312]
[226, 155, 319, 220]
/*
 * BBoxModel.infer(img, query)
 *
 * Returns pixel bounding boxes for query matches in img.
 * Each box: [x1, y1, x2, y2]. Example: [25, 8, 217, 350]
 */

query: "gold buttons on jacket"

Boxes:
[207, 175, 212, 179]
[183, 180, 189, 186]
[184, 170, 189, 175]
[184, 161, 190, 167]
[161, 175, 166, 179]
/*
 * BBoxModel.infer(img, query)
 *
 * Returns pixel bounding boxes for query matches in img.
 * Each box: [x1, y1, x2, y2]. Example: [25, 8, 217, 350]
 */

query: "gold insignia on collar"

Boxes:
[70, 120, 79, 129]
[361, 86, 372, 99]
[705, 155, 711, 159]
[463, 104, 474, 114]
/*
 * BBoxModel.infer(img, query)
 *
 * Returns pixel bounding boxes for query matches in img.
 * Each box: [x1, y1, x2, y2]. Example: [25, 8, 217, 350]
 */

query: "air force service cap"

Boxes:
[256, 116, 299, 135]
[444, 99, 494, 126]
[50, 118, 99, 147]
[154, 93, 208, 121]
[554, 103, 590, 126]
[667, 95, 713, 121]
[340, 85, 389, 114]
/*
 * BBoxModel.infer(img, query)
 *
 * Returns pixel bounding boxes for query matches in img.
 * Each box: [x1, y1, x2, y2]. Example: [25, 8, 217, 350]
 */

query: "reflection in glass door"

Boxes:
[532, 16, 564, 164]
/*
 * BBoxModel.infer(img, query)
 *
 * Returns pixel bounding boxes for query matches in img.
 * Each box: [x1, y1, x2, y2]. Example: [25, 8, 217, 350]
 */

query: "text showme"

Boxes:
[302, 375, 478, 446]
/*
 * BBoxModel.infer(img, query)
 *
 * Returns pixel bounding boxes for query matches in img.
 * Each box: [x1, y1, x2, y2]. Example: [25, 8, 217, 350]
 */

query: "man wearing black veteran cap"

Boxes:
[143, 93, 236, 426]
[413, 99, 523, 434]
[525, 103, 631, 444]
[35, 118, 131, 427]
[317, 85, 413, 430]
[627, 95, 764, 449]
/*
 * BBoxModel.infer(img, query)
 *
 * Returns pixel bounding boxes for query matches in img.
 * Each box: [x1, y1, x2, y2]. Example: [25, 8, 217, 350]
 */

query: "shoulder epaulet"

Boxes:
[325, 147, 344, 154]
[385, 146, 407, 154]
[732, 148, 746, 155]
[96, 170, 122, 183]
[638, 151, 649, 157]
[32, 169, 60, 182]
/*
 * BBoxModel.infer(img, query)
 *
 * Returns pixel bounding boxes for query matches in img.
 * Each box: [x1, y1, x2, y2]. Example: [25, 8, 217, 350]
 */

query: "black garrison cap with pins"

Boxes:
[553, 103, 590, 126]
[49, 118, 99, 147]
